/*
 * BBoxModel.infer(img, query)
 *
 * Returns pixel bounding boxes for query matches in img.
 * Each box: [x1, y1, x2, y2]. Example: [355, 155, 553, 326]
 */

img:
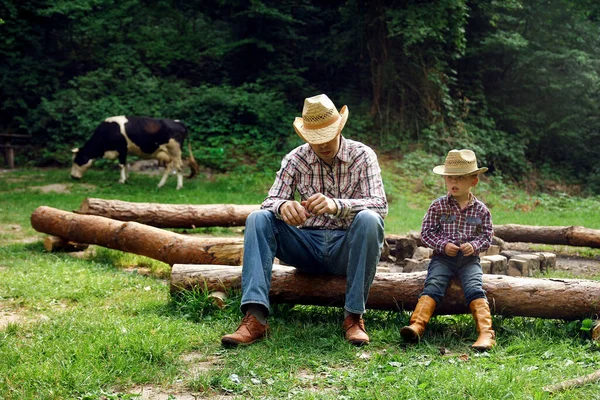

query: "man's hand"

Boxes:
[280, 201, 310, 226]
[444, 242, 460, 257]
[460, 242, 475, 256]
[301, 193, 337, 216]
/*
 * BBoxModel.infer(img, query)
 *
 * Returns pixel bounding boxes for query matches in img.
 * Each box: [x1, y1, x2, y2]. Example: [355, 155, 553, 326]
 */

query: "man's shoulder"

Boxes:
[344, 138, 378, 161]
[345, 138, 374, 151]
[284, 143, 312, 160]
[281, 143, 315, 169]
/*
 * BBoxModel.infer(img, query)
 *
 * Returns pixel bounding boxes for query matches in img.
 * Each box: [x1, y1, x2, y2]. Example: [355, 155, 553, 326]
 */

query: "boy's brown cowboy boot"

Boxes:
[221, 313, 270, 346]
[400, 295, 436, 341]
[469, 298, 496, 351]
[342, 314, 370, 346]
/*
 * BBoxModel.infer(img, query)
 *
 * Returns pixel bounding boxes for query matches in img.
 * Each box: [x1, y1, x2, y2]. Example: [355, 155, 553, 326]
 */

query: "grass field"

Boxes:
[1, 158, 600, 399]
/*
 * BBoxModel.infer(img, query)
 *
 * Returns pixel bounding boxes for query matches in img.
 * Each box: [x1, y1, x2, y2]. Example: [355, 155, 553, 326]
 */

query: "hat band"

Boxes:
[303, 113, 340, 130]
[443, 165, 478, 175]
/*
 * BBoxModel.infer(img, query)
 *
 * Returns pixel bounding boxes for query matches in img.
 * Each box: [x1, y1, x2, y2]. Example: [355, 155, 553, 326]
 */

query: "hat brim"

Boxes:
[433, 165, 488, 176]
[293, 105, 348, 144]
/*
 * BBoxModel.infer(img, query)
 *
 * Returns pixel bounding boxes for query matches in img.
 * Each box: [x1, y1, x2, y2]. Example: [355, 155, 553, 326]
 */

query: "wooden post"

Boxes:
[6, 142, 14, 169]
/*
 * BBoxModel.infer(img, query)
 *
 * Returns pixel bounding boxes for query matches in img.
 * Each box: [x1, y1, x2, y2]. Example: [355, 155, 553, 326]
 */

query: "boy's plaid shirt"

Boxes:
[261, 136, 388, 230]
[420, 193, 493, 255]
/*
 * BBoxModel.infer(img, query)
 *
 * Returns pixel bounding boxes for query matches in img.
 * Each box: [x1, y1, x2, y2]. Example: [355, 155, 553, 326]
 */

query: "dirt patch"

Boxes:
[27, 183, 96, 193]
[125, 386, 233, 400]
[120, 352, 230, 400]
[1, 224, 22, 234]
[0, 310, 25, 330]
[29, 183, 73, 193]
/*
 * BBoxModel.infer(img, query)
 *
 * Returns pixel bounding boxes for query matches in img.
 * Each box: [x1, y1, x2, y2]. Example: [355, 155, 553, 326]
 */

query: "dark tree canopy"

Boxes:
[1, 0, 599, 192]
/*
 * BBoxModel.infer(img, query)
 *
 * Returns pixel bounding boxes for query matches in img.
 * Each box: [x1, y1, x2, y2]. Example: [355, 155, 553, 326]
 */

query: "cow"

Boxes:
[71, 116, 200, 190]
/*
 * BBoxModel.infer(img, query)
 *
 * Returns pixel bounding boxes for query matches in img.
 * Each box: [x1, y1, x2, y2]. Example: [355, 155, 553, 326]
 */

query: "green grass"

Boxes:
[1, 160, 600, 399]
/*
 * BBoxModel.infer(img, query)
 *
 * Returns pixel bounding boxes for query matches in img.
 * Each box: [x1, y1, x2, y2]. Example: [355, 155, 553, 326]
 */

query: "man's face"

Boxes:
[309, 133, 341, 164]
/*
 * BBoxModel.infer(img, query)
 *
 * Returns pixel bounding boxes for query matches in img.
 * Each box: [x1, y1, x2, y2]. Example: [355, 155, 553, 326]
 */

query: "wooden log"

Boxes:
[543, 369, 600, 393]
[43, 235, 89, 252]
[31, 206, 244, 266]
[494, 224, 600, 248]
[76, 198, 260, 228]
[171, 264, 600, 320]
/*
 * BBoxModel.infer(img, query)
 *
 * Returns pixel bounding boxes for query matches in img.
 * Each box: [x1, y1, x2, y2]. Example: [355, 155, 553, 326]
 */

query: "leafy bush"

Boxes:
[32, 70, 295, 172]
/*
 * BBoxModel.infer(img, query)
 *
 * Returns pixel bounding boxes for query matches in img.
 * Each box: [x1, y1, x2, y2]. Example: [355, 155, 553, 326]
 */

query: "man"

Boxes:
[221, 94, 388, 347]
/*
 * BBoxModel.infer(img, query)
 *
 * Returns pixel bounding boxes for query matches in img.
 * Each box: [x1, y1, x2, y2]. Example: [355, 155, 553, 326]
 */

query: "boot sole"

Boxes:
[400, 327, 420, 341]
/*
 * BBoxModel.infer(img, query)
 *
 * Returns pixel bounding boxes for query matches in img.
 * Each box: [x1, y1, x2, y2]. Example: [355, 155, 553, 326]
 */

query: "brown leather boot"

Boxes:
[469, 298, 496, 351]
[221, 313, 269, 346]
[342, 314, 369, 346]
[400, 295, 436, 341]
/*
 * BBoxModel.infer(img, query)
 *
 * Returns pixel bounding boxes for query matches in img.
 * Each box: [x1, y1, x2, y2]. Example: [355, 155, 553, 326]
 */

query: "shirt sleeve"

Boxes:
[334, 149, 388, 220]
[261, 154, 296, 219]
[469, 205, 493, 254]
[420, 200, 450, 254]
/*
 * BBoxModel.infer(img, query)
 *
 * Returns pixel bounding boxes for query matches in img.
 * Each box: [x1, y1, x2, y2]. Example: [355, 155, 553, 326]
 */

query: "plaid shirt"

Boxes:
[261, 136, 388, 230]
[421, 193, 493, 256]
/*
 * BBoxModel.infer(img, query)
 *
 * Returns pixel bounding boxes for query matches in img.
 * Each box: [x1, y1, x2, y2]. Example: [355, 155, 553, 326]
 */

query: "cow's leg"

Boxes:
[118, 152, 128, 184]
[176, 169, 183, 190]
[165, 139, 184, 190]
[157, 163, 172, 188]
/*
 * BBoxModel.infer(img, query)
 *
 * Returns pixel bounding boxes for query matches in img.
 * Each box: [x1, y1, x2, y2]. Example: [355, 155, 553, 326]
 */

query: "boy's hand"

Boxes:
[280, 201, 310, 226]
[444, 242, 460, 256]
[460, 242, 475, 256]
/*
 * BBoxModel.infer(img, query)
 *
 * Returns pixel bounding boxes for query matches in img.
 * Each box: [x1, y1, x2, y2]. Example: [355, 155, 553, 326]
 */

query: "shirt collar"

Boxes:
[446, 192, 476, 208]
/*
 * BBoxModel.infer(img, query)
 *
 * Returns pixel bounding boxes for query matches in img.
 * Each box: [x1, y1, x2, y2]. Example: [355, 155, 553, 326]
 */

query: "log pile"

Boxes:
[30, 202, 600, 321]
[31, 205, 564, 278]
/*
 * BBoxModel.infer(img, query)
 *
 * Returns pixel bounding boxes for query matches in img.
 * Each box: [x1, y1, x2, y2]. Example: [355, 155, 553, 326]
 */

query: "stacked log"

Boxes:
[170, 264, 600, 320]
[76, 198, 259, 228]
[31, 206, 244, 266]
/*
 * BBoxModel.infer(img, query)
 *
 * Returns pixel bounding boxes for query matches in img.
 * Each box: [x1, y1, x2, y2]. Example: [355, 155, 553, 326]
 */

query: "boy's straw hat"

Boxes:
[293, 94, 348, 144]
[433, 149, 488, 176]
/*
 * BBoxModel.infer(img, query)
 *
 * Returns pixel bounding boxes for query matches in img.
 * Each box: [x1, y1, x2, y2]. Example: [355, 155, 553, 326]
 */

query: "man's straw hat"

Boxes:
[433, 149, 488, 176]
[293, 94, 348, 144]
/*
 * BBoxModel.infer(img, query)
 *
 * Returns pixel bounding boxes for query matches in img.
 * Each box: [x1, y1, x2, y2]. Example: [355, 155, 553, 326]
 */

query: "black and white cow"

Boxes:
[71, 116, 199, 190]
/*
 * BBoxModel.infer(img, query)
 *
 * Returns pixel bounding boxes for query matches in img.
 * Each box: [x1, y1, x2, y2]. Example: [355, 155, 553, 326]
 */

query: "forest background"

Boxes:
[1, 0, 600, 193]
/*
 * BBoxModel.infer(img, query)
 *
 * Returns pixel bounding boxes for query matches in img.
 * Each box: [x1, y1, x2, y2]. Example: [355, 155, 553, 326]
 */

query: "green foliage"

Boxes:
[3, 0, 600, 193]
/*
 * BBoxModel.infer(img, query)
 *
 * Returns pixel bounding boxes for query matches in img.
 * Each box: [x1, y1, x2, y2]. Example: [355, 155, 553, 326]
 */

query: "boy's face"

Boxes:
[444, 174, 478, 199]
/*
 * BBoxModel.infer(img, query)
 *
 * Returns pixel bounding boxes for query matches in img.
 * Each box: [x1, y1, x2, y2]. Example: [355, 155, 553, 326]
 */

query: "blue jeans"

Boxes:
[421, 254, 486, 305]
[240, 209, 385, 315]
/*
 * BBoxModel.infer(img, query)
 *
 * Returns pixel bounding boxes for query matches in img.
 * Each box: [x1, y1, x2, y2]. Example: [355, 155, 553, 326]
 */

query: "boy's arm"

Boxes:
[420, 201, 450, 254]
[468, 206, 493, 253]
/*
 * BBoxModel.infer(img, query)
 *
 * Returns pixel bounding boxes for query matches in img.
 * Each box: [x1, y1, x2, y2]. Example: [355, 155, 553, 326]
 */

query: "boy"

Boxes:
[400, 149, 495, 351]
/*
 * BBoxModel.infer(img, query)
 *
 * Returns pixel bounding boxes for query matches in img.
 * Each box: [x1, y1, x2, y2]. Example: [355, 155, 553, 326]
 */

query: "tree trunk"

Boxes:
[31, 206, 244, 266]
[171, 264, 600, 320]
[76, 198, 260, 228]
[494, 224, 600, 248]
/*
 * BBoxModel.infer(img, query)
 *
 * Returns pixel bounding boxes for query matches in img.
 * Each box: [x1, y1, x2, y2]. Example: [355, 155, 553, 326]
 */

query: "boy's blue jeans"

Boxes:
[240, 209, 385, 316]
[421, 254, 487, 305]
